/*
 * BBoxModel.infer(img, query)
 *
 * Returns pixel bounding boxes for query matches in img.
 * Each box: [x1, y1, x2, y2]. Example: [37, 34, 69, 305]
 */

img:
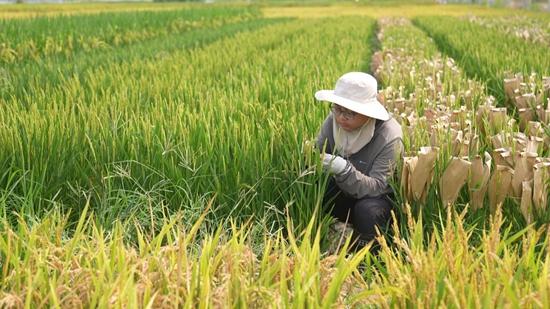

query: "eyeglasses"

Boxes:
[331, 104, 357, 120]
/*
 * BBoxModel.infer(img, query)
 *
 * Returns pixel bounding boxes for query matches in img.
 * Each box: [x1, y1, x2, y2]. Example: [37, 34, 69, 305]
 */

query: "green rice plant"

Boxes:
[1, 17, 287, 102]
[466, 14, 550, 47]
[1, 197, 548, 307]
[413, 16, 550, 106]
[372, 18, 549, 233]
[0, 6, 259, 63]
[0, 202, 371, 307]
[356, 204, 550, 307]
[0, 2, 197, 19]
[0, 16, 377, 234]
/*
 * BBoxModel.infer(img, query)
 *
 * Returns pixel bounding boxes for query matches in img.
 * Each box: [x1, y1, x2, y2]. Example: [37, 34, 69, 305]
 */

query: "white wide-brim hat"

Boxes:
[315, 72, 390, 121]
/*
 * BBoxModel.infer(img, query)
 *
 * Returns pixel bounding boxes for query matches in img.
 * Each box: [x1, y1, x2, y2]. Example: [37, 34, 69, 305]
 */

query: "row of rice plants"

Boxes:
[0, 205, 371, 307]
[373, 18, 549, 229]
[0, 2, 193, 19]
[466, 14, 550, 47]
[2, 195, 548, 306]
[1, 17, 286, 102]
[0, 17, 376, 235]
[0, 6, 258, 63]
[365, 205, 550, 307]
[413, 16, 550, 106]
[0, 18, 311, 230]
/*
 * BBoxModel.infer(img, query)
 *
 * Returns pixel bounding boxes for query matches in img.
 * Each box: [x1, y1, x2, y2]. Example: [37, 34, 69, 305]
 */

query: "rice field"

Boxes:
[1, 3, 550, 307]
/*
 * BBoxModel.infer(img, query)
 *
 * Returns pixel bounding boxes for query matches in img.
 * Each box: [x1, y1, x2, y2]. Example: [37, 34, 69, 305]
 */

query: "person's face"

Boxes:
[331, 104, 371, 131]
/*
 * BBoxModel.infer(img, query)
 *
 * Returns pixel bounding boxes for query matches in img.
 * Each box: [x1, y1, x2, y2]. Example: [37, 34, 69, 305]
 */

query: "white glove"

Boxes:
[322, 153, 350, 175]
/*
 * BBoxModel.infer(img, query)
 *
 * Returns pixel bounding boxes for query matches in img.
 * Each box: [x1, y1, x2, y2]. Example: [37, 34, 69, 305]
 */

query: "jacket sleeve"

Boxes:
[316, 114, 333, 154]
[334, 137, 403, 199]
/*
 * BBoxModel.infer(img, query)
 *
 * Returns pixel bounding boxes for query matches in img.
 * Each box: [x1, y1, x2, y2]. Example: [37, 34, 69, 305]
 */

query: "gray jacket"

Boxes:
[316, 113, 403, 199]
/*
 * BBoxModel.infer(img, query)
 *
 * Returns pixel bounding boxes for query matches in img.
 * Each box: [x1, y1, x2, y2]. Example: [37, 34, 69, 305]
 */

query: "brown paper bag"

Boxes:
[491, 134, 505, 150]
[488, 165, 514, 211]
[504, 77, 520, 103]
[406, 112, 417, 127]
[544, 110, 550, 127]
[513, 133, 527, 152]
[527, 121, 543, 137]
[424, 108, 438, 123]
[492, 148, 514, 168]
[395, 98, 407, 113]
[515, 93, 536, 109]
[533, 162, 550, 212]
[401, 156, 417, 203]
[465, 133, 479, 156]
[371, 51, 384, 75]
[518, 108, 534, 131]
[514, 95, 526, 109]
[526, 137, 543, 154]
[520, 180, 533, 225]
[476, 104, 491, 134]
[511, 152, 537, 198]
[451, 107, 467, 128]
[410, 147, 439, 203]
[469, 152, 492, 211]
[440, 157, 471, 206]
[489, 107, 508, 133]
[536, 93, 544, 106]
[451, 129, 463, 157]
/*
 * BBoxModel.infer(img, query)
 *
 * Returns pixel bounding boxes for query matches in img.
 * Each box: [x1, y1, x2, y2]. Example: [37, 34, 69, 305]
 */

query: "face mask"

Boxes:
[332, 114, 375, 156]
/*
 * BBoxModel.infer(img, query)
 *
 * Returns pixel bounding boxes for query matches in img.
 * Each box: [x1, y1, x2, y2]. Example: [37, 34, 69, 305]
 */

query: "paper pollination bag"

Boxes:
[504, 77, 521, 103]
[535, 103, 550, 125]
[401, 156, 417, 203]
[429, 127, 439, 147]
[440, 157, 471, 206]
[466, 133, 479, 156]
[527, 121, 544, 138]
[410, 147, 439, 203]
[515, 93, 537, 110]
[468, 152, 492, 211]
[371, 51, 384, 75]
[476, 103, 492, 134]
[526, 136, 543, 154]
[533, 162, 550, 212]
[511, 151, 537, 198]
[451, 129, 463, 157]
[405, 111, 418, 127]
[491, 133, 506, 150]
[450, 106, 468, 128]
[394, 98, 408, 114]
[492, 148, 514, 168]
[520, 180, 533, 225]
[489, 107, 508, 132]
[488, 165, 514, 212]
[513, 134, 528, 153]
[450, 121, 462, 131]
[518, 108, 534, 132]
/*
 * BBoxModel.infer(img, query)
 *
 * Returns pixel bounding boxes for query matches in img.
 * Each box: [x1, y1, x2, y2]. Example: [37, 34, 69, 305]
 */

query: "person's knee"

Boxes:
[355, 197, 391, 220]
[352, 196, 392, 236]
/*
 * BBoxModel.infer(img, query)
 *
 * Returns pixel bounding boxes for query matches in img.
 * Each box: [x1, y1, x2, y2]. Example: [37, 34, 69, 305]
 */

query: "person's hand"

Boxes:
[321, 153, 350, 175]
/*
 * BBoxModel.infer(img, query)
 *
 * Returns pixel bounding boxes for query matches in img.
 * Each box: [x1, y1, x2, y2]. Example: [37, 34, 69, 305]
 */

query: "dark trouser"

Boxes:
[323, 179, 393, 251]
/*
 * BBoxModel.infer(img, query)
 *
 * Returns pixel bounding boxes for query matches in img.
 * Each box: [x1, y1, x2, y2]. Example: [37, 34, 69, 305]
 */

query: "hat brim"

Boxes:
[315, 90, 390, 121]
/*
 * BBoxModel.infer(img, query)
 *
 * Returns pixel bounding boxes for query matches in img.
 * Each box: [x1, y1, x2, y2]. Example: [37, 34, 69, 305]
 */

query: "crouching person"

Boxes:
[314, 72, 403, 253]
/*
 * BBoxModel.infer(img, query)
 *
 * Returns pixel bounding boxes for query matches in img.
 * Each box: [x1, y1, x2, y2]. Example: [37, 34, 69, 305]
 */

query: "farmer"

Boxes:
[315, 72, 403, 252]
